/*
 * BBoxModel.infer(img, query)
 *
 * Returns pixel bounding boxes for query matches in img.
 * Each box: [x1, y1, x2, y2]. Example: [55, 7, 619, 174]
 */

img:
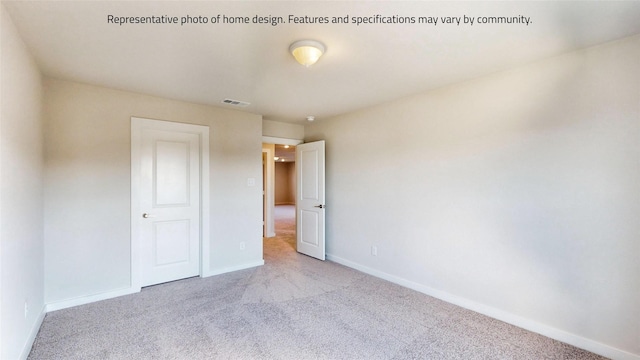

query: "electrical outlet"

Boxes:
[24, 301, 29, 319]
[371, 246, 378, 256]
[239, 241, 246, 250]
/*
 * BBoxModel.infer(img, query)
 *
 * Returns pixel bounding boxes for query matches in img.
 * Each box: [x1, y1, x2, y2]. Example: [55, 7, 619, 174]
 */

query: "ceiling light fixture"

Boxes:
[289, 40, 325, 67]
[306, 116, 315, 122]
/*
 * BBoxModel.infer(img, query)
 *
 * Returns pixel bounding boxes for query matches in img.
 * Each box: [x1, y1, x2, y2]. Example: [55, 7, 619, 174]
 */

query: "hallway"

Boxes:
[262, 204, 297, 267]
[273, 205, 295, 242]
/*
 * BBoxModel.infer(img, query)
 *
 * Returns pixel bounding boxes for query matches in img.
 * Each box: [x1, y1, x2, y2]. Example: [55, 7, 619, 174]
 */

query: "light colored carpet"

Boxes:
[28, 205, 606, 359]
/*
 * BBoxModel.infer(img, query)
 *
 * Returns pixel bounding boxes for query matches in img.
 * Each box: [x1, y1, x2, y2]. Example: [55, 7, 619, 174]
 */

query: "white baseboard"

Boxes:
[18, 305, 46, 360]
[46, 287, 140, 312]
[46, 259, 266, 312]
[203, 260, 265, 277]
[326, 253, 640, 360]
[26, 262, 263, 357]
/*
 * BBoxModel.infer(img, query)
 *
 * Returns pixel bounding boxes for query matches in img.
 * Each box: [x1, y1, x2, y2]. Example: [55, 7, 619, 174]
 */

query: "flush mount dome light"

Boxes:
[289, 40, 325, 67]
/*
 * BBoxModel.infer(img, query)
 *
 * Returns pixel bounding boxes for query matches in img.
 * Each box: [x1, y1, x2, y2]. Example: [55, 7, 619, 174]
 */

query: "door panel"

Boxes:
[155, 140, 190, 206]
[301, 150, 319, 199]
[140, 129, 200, 286]
[300, 210, 319, 246]
[153, 220, 190, 266]
[296, 141, 325, 260]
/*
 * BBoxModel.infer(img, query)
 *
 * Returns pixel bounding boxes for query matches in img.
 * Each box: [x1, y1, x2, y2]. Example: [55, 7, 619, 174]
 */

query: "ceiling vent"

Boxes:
[222, 98, 250, 107]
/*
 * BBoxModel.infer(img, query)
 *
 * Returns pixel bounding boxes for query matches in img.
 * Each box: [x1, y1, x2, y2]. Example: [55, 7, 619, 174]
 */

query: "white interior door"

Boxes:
[296, 140, 325, 260]
[136, 122, 202, 287]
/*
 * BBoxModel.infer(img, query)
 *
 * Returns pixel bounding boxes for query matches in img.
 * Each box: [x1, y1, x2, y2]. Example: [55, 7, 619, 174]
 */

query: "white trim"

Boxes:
[18, 306, 46, 360]
[131, 117, 210, 289]
[131, 121, 142, 289]
[261, 136, 303, 146]
[45, 287, 139, 313]
[203, 260, 265, 277]
[200, 125, 211, 277]
[326, 253, 640, 360]
[262, 145, 275, 238]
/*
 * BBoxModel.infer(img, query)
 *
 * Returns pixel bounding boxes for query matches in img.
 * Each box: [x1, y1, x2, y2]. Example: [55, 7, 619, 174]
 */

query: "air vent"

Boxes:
[222, 98, 250, 107]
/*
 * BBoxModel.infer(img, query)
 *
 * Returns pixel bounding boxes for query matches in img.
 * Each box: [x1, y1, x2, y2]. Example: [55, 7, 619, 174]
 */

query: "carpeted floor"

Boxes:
[28, 205, 606, 359]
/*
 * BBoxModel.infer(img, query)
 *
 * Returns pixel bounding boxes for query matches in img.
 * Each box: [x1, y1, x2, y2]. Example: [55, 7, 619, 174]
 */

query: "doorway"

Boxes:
[274, 144, 296, 247]
[262, 138, 302, 254]
[262, 139, 326, 261]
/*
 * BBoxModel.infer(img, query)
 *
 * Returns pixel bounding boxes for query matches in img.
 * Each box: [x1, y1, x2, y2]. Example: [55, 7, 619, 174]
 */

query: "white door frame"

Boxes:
[262, 143, 276, 238]
[131, 117, 210, 290]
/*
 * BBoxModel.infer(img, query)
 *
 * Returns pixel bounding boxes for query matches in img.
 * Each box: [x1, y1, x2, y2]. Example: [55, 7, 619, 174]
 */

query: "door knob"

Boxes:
[314, 205, 325, 209]
[142, 213, 156, 218]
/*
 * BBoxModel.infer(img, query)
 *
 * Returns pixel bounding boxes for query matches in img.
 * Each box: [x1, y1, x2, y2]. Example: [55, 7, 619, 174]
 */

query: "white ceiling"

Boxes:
[4, 1, 640, 124]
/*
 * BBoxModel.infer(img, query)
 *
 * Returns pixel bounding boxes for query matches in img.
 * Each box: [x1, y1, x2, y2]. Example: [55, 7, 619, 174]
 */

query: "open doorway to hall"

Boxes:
[263, 142, 298, 251]
[274, 145, 296, 246]
[273, 144, 296, 249]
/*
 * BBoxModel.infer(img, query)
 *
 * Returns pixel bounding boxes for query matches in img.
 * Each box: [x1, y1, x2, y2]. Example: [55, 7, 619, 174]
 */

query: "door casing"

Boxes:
[131, 117, 210, 290]
[261, 136, 303, 239]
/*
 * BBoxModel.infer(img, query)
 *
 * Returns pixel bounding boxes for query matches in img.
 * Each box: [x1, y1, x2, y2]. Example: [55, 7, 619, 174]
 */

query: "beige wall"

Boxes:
[275, 162, 295, 205]
[305, 35, 640, 357]
[262, 119, 304, 140]
[43, 78, 263, 305]
[1, 6, 45, 359]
